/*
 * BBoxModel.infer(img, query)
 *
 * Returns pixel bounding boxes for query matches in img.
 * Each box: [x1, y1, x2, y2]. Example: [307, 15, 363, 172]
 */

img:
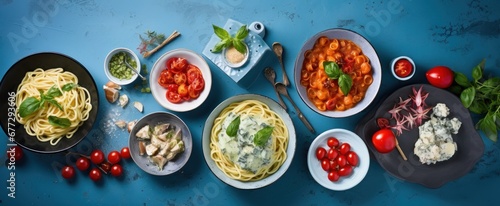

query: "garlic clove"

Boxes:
[127, 120, 137, 133]
[115, 120, 127, 128]
[105, 81, 122, 90]
[134, 101, 144, 113]
[118, 94, 129, 107]
[103, 85, 119, 103]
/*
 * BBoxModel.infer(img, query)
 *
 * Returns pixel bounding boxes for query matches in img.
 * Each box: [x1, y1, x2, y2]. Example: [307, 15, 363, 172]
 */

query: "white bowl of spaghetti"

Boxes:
[0, 52, 98, 153]
[202, 94, 296, 189]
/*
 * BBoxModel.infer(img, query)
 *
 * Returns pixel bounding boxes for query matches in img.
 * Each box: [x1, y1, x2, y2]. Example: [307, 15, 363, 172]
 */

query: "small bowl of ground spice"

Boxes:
[222, 44, 249, 68]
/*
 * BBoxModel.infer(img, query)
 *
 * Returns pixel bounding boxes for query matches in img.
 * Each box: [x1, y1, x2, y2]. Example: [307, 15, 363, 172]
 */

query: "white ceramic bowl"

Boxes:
[294, 28, 382, 118]
[150, 48, 212, 112]
[104, 47, 140, 85]
[129, 111, 192, 176]
[391, 56, 415, 81]
[202, 94, 296, 189]
[307, 128, 369, 191]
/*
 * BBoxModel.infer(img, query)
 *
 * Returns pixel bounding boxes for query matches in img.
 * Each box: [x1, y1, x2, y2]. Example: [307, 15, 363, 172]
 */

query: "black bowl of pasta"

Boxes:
[0, 52, 99, 153]
[202, 94, 296, 189]
[294, 28, 382, 118]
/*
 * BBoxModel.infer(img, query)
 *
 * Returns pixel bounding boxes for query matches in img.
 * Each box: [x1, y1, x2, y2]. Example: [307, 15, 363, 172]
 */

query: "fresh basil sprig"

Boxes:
[211, 25, 249, 54]
[18, 83, 77, 125]
[225, 116, 240, 137]
[253, 126, 274, 147]
[48, 116, 71, 128]
[323, 61, 353, 96]
[453, 59, 500, 142]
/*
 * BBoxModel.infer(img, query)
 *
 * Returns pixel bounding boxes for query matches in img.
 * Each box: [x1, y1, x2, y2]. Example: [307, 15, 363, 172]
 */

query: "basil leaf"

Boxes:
[472, 59, 485, 82]
[45, 99, 63, 111]
[460, 87, 475, 108]
[225, 116, 240, 137]
[45, 85, 62, 98]
[19, 97, 41, 118]
[324, 61, 341, 79]
[477, 113, 497, 142]
[253, 126, 274, 146]
[213, 25, 230, 40]
[62, 83, 78, 91]
[468, 100, 488, 114]
[235, 25, 249, 40]
[212, 41, 227, 53]
[48, 116, 71, 128]
[338, 73, 353, 96]
[233, 39, 247, 54]
[454, 72, 471, 87]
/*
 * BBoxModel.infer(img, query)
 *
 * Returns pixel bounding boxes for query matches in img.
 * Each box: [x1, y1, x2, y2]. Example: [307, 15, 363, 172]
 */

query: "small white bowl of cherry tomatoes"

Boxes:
[150, 48, 212, 112]
[307, 128, 370, 191]
[391, 56, 415, 81]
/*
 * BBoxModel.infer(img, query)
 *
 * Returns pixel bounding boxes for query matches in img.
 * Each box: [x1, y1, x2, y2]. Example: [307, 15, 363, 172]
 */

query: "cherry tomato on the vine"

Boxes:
[120, 147, 131, 159]
[90, 150, 105, 164]
[110, 164, 123, 177]
[107, 151, 121, 165]
[89, 168, 102, 182]
[76, 157, 90, 171]
[61, 166, 75, 179]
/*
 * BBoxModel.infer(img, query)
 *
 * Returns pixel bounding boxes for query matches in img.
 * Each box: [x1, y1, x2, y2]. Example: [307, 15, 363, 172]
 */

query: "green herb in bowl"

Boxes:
[109, 52, 138, 80]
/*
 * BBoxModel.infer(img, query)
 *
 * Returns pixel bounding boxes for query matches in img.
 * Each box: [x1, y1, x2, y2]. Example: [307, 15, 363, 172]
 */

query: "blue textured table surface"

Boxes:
[1, 0, 499, 205]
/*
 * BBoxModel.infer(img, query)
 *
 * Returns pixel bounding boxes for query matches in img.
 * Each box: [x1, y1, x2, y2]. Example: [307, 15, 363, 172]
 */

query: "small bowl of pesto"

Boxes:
[104, 47, 141, 85]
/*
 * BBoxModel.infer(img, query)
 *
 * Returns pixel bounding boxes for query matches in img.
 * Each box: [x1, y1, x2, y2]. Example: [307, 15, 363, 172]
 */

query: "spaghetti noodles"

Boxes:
[15, 68, 92, 145]
[210, 100, 288, 181]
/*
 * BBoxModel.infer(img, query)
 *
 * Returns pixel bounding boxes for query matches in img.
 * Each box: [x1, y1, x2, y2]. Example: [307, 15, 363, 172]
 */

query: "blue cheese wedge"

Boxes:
[414, 103, 461, 165]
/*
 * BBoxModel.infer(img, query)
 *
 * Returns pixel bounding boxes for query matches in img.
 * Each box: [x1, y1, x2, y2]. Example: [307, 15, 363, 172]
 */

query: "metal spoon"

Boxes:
[272, 42, 290, 86]
[275, 82, 315, 134]
[121, 53, 146, 80]
[264, 67, 287, 110]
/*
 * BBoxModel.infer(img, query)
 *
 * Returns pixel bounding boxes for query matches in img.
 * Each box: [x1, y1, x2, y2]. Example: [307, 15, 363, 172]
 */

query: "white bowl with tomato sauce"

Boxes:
[391, 56, 415, 81]
[307, 128, 370, 191]
[150, 49, 212, 112]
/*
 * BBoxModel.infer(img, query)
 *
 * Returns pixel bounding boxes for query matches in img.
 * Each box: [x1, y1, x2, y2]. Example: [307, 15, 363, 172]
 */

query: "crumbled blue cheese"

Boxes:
[414, 103, 461, 165]
[218, 112, 273, 173]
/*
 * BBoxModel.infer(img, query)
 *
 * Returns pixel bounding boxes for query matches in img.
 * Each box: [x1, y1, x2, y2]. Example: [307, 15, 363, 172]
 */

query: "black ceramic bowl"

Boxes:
[0, 52, 99, 153]
[355, 84, 484, 188]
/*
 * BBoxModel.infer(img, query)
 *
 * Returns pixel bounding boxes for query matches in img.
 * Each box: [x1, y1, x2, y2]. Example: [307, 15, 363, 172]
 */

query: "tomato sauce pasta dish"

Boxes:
[300, 36, 373, 111]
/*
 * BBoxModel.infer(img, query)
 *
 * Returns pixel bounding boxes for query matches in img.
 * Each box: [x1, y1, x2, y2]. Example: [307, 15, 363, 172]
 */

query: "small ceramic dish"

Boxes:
[222, 44, 249, 68]
[307, 128, 370, 191]
[104, 47, 141, 85]
[391, 56, 415, 81]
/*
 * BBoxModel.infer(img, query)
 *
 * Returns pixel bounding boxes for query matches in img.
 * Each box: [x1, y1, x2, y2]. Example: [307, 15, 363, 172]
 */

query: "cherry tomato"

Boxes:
[329, 159, 338, 170]
[89, 168, 102, 181]
[394, 58, 413, 78]
[346, 151, 359, 166]
[372, 128, 396, 153]
[327, 148, 338, 160]
[426, 66, 454, 89]
[158, 70, 174, 88]
[327, 137, 339, 148]
[110, 164, 123, 177]
[316, 147, 326, 160]
[61, 166, 75, 179]
[107, 151, 121, 165]
[336, 155, 347, 167]
[166, 84, 179, 91]
[339, 143, 351, 155]
[76, 157, 90, 171]
[186, 65, 202, 84]
[338, 165, 353, 176]
[376, 117, 390, 129]
[7, 145, 23, 161]
[328, 171, 340, 182]
[321, 158, 330, 171]
[325, 98, 337, 111]
[188, 85, 201, 99]
[167, 57, 188, 73]
[90, 150, 105, 164]
[166, 90, 182, 103]
[120, 147, 131, 159]
[177, 84, 189, 97]
[174, 73, 187, 85]
[190, 77, 205, 91]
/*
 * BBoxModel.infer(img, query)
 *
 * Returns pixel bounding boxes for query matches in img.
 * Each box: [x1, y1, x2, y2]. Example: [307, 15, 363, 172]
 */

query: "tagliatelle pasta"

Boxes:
[300, 36, 373, 111]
